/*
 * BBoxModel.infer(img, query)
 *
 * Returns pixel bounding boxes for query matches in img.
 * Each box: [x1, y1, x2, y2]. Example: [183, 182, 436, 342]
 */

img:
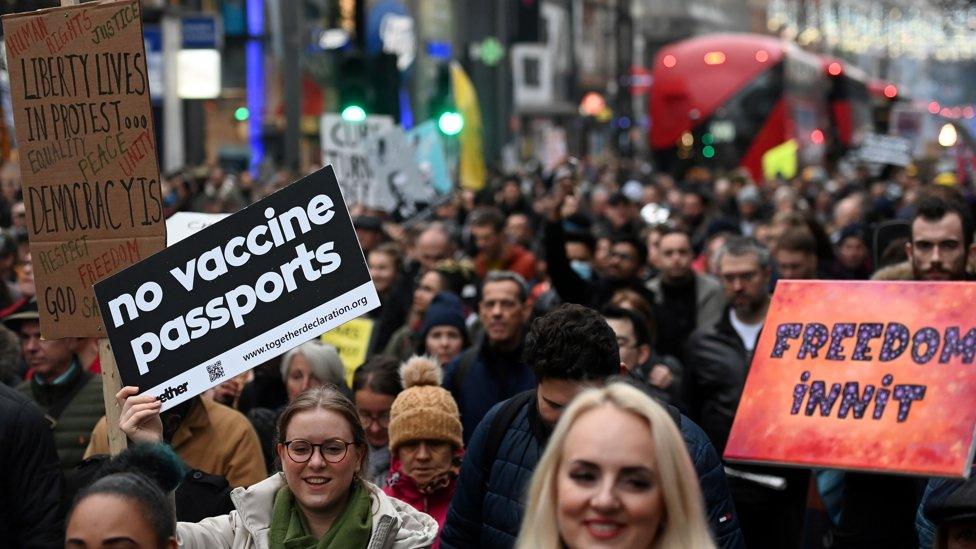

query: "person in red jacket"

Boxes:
[383, 356, 464, 547]
[469, 207, 537, 282]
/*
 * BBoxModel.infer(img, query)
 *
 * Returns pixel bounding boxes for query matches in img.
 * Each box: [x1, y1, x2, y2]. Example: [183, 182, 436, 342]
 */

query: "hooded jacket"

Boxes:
[176, 473, 438, 549]
[383, 456, 460, 549]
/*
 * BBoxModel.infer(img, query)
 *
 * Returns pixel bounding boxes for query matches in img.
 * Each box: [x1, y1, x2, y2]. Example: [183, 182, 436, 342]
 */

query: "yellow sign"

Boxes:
[762, 139, 798, 182]
[450, 61, 486, 191]
[321, 317, 375, 385]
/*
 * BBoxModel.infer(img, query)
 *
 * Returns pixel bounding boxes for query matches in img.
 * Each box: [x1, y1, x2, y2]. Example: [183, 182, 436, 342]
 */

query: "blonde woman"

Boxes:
[517, 382, 715, 549]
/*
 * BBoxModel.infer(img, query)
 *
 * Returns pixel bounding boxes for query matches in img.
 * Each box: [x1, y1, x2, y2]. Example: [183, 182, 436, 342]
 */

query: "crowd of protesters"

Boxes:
[2, 154, 976, 549]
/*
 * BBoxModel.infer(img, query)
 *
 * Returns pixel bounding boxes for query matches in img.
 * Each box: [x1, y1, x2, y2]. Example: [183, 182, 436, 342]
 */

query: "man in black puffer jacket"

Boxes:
[440, 304, 744, 548]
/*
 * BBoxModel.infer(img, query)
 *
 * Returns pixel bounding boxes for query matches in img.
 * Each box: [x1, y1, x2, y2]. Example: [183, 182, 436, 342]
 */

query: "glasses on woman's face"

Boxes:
[358, 410, 390, 429]
[283, 438, 353, 464]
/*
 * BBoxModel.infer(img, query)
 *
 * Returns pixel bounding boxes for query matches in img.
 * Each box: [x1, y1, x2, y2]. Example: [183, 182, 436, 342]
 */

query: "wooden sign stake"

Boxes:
[99, 338, 127, 455]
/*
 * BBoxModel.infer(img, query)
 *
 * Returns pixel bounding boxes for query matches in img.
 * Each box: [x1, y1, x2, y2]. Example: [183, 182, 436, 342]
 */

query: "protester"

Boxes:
[839, 194, 975, 549]
[248, 341, 348, 469]
[4, 298, 104, 478]
[353, 355, 403, 485]
[416, 292, 469, 366]
[66, 471, 179, 549]
[384, 356, 464, 546]
[117, 384, 438, 548]
[88, 389, 267, 489]
[919, 466, 976, 549]
[645, 227, 726, 358]
[469, 206, 537, 281]
[442, 271, 536, 443]
[440, 304, 743, 548]
[774, 228, 820, 280]
[367, 242, 412, 354]
[0, 382, 62, 548]
[517, 383, 715, 549]
[385, 267, 451, 361]
[415, 223, 456, 274]
[602, 305, 682, 405]
[684, 236, 808, 548]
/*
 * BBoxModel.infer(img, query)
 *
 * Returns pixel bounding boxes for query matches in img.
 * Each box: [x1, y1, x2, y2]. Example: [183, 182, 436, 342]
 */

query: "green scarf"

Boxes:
[268, 481, 373, 549]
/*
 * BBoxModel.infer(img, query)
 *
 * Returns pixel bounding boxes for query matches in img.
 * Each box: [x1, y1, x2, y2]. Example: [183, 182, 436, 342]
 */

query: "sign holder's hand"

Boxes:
[116, 386, 163, 445]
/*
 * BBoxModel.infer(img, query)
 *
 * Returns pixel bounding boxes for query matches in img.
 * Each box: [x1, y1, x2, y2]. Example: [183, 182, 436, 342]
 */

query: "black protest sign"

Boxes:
[95, 167, 378, 410]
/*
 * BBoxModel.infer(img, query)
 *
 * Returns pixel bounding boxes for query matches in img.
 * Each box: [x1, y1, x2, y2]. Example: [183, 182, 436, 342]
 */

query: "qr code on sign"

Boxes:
[207, 362, 225, 382]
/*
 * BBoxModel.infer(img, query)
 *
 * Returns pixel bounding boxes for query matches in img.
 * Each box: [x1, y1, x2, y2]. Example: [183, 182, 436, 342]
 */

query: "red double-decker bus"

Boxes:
[650, 34, 832, 181]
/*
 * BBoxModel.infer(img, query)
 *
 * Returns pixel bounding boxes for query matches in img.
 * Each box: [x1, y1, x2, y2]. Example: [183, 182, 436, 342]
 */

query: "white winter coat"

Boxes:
[176, 473, 438, 549]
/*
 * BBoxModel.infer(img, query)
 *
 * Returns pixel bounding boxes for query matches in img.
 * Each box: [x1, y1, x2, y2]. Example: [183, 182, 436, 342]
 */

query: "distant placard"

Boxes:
[321, 317, 374, 386]
[366, 126, 431, 217]
[725, 281, 976, 478]
[95, 167, 378, 411]
[858, 133, 912, 167]
[407, 121, 451, 195]
[4, 1, 167, 338]
[320, 114, 393, 209]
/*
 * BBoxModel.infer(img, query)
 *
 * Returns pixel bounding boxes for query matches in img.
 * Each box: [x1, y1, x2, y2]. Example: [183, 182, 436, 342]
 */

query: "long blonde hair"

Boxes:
[516, 383, 716, 549]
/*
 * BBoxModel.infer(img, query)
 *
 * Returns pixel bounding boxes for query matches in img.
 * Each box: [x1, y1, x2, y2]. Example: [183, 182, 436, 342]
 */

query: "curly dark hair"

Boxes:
[523, 304, 620, 382]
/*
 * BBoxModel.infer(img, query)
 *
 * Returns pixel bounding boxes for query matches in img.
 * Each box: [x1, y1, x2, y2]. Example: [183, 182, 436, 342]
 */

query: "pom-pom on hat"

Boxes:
[387, 356, 463, 452]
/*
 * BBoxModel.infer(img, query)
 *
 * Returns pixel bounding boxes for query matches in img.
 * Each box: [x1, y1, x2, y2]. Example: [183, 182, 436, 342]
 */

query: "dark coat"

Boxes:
[439, 393, 745, 549]
[19, 363, 105, 478]
[0, 383, 63, 549]
[543, 220, 656, 309]
[443, 340, 536, 445]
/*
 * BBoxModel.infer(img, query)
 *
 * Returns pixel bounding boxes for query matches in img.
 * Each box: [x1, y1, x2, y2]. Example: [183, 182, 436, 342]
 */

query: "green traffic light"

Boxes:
[702, 145, 715, 158]
[341, 105, 367, 122]
[702, 133, 714, 145]
[438, 111, 464, 135]
[234, 107, 249, 121]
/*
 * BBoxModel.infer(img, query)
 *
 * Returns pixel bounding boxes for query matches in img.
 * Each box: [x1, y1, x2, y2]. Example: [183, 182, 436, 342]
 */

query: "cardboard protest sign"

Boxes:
[320, 317, 374, 385]
[408, 121, 451, 195]
[320, 114, 393, 209]
[724, 281, 976, 478]
[4, 1, 167, 338]
[166, 212, 229, 246]
[366, 126, 432, 217]
[94, 166, 379, 410]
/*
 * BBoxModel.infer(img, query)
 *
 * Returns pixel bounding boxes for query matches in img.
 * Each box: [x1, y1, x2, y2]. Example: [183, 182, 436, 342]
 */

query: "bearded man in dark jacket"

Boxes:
[684, 237, 809, 549]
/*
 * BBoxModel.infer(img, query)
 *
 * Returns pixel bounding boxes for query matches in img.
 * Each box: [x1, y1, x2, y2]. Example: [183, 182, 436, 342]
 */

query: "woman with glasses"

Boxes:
[352, 355, 403, 485]
[383, 356, 464, 548]
[117, 384, 437, 548]
[517, 383, 714, 549]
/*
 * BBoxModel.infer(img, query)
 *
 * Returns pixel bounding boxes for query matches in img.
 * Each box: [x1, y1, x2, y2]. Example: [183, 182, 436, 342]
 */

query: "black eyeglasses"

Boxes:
[283, 439, 354, 464]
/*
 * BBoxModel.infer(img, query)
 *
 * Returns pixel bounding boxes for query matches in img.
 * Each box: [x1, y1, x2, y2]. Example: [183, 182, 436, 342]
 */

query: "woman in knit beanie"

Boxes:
[383, 355, 464, 545]
[415, 292, 470, 366]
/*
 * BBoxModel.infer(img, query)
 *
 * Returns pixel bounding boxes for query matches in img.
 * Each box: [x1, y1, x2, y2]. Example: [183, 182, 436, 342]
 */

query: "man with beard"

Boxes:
[847, 194, 975, 548]
[684, 237, 809, 549]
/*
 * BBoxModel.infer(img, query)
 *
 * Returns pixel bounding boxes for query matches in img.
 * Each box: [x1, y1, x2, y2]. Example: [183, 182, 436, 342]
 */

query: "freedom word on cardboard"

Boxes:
[95, 167, 378, 410]
[4, 1, 166, 338]
[724, 280, 976, 477]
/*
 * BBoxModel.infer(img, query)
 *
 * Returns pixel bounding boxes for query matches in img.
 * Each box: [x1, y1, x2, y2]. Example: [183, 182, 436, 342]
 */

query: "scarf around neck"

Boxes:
[268, 481, 373, 549]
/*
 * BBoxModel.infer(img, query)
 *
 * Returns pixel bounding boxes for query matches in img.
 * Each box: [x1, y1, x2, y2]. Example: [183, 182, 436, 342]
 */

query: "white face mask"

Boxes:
[570, 260, 593, 281]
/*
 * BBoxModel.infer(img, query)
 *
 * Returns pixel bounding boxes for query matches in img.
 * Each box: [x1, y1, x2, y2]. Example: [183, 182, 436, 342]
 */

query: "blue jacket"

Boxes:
[439, 393, 746, 548]
[443, 341, 536, 445]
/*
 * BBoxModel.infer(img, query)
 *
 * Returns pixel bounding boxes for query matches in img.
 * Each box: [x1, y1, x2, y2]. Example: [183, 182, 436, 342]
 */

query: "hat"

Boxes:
[607, 192, 633, 207]
[387, 356, 463, 452]
[353, 215, 384, 233]
[1, 296, 37, 328]
[419, 292, 466, 341]
[837, 223, 868, 245]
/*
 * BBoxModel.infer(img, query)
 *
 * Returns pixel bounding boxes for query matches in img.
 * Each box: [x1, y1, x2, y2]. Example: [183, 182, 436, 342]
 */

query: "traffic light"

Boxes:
[429, 64, 463, 135]
[338, 51, 369, 122]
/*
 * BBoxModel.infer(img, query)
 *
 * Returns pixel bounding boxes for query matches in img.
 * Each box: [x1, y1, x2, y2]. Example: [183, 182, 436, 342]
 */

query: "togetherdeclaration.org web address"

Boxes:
[241, 296, 368, 361]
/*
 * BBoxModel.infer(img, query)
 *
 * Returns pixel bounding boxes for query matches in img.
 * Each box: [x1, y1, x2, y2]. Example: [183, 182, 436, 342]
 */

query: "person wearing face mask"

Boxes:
[383, 356, 464, 548]
[385, 269, 450, 361]
[117, 385, 438, 548]
[416, 292, 469, 366]
[517, 383, 715, 549]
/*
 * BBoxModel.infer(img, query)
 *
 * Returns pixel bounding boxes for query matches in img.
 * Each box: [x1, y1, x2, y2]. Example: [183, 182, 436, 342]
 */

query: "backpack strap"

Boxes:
[44, 368, 93, 429]
[481, 390, 535, 489]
